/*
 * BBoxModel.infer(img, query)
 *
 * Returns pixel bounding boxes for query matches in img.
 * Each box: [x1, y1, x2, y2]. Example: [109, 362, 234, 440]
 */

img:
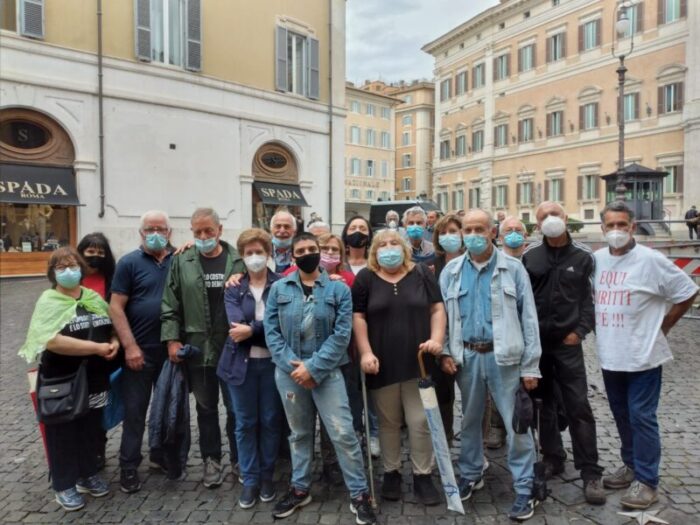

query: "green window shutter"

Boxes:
[185, 0, 202, 72]
[308, 37, 320, 100]
[19, 0, 44, 39]
[275, 26, 288, 92]
[134, 0, 151, 62]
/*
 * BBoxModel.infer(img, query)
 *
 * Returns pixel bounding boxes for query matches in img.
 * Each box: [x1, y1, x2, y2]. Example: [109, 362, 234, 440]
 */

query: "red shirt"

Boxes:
[82, 273, 107, 299]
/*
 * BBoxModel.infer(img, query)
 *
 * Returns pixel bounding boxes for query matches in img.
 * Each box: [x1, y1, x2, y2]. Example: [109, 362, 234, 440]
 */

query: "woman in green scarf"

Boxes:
[19, 247, 120, 512]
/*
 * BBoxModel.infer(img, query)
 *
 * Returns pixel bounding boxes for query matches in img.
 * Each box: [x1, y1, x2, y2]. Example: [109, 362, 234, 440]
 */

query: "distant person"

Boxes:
[270, 211, 297, 273]
[403, 206, 435, 264]
[684, 205, 698, 239]
[499, 217, 528, 259]
[425, 210, 439, 240]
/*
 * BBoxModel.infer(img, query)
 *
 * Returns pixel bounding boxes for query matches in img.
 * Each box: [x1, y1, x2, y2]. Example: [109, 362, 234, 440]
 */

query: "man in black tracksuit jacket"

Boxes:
[522, 201, 605, 505]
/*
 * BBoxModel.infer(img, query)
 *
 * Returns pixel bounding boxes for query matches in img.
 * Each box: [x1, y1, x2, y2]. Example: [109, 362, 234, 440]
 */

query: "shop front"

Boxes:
[251, 142, 309, 230]
[0, 109, 79, 277]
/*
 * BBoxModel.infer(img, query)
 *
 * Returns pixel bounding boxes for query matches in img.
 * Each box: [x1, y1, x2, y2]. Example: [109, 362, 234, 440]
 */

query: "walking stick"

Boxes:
[360, 370, 378, 509]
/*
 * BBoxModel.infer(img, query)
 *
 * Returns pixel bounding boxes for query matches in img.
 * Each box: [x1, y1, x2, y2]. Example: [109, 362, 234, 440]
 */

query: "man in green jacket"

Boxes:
[161, 207, 246, 488]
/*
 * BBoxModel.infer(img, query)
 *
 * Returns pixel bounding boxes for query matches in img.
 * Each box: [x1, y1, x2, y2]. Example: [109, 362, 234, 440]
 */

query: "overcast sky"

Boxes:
[346, 0, 499, 84]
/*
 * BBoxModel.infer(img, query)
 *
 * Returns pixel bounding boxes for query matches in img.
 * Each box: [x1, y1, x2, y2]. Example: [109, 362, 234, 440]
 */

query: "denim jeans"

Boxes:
[187, 365, 237, 463]
[602, 366, 662, 488]
[45, 408, 102, 491]
[456, 350, 535, 495]
[275, 367, 368, 498]
[227, 358, 284, 487]
[119, 348, 167, 469]
[536, 343, 603, 481]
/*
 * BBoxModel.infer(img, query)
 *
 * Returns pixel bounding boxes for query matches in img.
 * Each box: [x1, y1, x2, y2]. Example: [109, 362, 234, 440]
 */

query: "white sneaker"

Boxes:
[482, 456, 490, 473]
[202, 457, 223, 488]
[369, 436, 381, 458]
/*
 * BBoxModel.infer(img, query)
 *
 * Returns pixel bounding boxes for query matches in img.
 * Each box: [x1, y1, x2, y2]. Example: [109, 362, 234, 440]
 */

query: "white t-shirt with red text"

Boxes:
[594, 243, 698, 372]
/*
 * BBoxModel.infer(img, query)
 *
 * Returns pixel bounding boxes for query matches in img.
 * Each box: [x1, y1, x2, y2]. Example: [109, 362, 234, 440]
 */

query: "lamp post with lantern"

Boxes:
[611, 1, 635, 201]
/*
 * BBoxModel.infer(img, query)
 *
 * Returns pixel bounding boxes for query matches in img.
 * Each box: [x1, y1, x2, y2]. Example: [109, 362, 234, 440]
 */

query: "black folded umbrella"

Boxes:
[531, 398, 550, 502]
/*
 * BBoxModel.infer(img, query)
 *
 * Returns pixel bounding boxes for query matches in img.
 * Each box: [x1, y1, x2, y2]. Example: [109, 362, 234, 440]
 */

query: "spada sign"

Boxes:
[258, 187, 303, 201]
[0, 180, 69, 200]
[0, 164, 80, 205]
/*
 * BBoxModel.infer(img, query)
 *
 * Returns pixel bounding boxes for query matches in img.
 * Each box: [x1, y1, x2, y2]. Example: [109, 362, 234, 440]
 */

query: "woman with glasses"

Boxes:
[19, 247, 120, 511]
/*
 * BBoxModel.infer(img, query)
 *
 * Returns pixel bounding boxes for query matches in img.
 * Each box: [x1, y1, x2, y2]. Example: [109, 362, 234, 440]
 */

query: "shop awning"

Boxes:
[253, 181, 309, 207]
[0, 164, 81, 205]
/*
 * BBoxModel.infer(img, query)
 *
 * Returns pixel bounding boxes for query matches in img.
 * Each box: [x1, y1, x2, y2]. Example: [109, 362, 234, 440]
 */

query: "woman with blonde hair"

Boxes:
[351, 230, 447, 505]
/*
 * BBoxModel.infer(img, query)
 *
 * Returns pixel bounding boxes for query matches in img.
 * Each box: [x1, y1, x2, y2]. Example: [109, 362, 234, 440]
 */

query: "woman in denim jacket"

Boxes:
[217, 228, 283, 509]
[264, 233, 376, 525]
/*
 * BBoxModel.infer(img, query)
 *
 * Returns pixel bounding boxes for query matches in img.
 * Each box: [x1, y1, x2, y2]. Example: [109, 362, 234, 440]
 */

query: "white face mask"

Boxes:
[388, 220, 398, 229]
[540, 215, 567, 238]
[244, 254, 267, 273]
[605, 230, 631, 249]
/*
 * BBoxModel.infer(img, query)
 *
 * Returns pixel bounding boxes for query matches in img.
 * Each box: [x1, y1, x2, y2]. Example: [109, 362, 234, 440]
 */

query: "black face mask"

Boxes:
[84, 255, 105, 269]
[295, 253, 321, 274]
[346, 231, 369, 248]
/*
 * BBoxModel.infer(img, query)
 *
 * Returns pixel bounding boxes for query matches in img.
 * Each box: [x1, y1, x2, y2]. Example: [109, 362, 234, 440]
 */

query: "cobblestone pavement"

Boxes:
[1, 278, 699, 524]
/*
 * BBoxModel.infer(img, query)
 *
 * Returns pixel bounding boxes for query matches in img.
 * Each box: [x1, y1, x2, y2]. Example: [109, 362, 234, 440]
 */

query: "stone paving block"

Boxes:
[550, 482, 587, 506]
[319, 512, 340, 525]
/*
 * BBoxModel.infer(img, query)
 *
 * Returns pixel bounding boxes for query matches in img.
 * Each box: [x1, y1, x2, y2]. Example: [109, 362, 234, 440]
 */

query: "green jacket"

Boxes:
[160, 240, 245, 367]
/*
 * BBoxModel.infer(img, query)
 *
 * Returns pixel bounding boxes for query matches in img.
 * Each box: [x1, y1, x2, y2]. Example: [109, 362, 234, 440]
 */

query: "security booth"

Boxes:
[602, 163, 668, 236]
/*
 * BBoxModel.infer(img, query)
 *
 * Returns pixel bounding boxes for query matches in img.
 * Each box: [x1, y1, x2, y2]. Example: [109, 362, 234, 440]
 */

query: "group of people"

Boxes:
[19, 201, 697, 523]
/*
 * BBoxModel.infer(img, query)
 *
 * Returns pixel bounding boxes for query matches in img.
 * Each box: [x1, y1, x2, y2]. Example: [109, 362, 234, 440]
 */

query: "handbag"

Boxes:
[36, 359, 89, 425]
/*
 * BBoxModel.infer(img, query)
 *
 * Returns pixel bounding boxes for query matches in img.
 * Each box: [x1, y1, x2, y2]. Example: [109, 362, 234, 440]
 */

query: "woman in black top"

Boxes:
[352, 229, 446, 505]
[19, 247, 120, 512]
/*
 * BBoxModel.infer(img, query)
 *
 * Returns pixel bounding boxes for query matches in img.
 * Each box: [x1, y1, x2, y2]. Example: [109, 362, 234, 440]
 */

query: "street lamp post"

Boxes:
[611, 2, 634, 201]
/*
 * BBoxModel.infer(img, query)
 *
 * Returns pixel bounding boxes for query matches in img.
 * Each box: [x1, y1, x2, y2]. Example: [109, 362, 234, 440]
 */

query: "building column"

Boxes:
[683, 0, 700, 212]
[240, 175, 255, 230]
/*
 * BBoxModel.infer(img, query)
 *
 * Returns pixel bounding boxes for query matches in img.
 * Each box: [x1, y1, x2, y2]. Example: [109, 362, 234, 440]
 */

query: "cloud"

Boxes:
[346, 0, 499, 83]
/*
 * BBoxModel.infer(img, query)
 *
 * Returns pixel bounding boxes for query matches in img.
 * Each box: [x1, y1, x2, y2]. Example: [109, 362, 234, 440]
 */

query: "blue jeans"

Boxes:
[275, 367, 368, 499]
[228, 358, 284, 487]
[456, 350, 535, 495]
[602, 366, 662, 488]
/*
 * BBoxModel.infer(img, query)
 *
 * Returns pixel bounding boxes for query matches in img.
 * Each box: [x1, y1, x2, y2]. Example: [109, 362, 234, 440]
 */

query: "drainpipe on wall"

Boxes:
[97, 0, 106, 218]
[327, 0, 333, 226]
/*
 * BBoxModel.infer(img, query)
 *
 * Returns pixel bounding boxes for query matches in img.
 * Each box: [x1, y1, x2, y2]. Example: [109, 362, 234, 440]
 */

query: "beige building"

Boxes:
[423, 0, 697, 230]
[344, 83, 399, 219]
[0, 0, 346, 276]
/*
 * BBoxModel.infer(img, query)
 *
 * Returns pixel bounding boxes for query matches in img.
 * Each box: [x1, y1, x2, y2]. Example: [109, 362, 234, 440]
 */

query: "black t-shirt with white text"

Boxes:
[200, 249, 228, 323]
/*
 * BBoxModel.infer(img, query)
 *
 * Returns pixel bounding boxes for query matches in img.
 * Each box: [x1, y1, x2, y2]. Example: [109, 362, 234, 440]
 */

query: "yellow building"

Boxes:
[0, 0, 346, 275]
[344, 83, 399, 219]
[423, 0, 697, 230]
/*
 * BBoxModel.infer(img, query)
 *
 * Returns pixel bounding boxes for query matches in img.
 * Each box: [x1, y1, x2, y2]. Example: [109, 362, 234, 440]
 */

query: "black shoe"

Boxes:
[381, 470, 402, 501]
[96, 454, 106, 472]
[239, 485, 259, 509]
[350, 492, 377, 524]
[260, 479, 276, 503]
[120, 469, 141, 494]
[413, 474, 441, 506]
[272, 487, 311, 519]
[542, 460, 565, 480]
[322, 462, 344, 486]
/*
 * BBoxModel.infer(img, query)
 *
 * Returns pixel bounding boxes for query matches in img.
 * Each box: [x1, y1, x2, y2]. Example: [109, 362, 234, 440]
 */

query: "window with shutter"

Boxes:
[577, 176, 584, 200]
[185, 0, 201, 71]
[134, 0, 152, 61]
[309, 37, 320, 100]
[544, 180, 550, 200]
[19, 0, 44, 39]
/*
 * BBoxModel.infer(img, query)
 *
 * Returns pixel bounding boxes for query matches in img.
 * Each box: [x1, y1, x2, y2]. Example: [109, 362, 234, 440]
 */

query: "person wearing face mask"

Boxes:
[264, 233, 376, 524]
[498, 217, 528, 259]
[270, 210, 298, 273]
[342, 215, 374, 275]
[19, 247, 120, 512]
[109, 211, 176, 493]
[594, 202, 697, 510]
[161, 208, 245, 489]
[77, 233, 116, 302]
[352, 229, 446, 505]
[430, 214, 464, 444]
[215, 228, 283, 509]
[384, 210, 403, 234]
[439, 209, 541, 521]
[403, 206, 435, 264]
[521, 201, 605, 505]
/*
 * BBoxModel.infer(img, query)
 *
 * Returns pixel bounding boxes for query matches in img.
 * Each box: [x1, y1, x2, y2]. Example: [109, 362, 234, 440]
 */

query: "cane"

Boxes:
[360, 370, 378, 509]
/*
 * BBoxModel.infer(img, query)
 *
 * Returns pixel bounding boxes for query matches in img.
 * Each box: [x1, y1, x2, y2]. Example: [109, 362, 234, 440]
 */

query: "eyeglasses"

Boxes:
[142, 227, 169, 234]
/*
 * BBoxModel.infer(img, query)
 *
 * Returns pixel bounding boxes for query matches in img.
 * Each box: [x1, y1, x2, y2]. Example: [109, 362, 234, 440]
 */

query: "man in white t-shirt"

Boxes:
[594, 201, 698, 510]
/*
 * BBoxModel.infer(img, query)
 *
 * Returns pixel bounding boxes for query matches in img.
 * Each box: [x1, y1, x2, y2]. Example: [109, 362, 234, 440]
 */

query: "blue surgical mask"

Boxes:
[195, 237, 218, 254]
[464, 234, 489, 256]
[503, 231, 525, 249]
[272, 236, 292, 249]
[438, 233, 462, 254]
[377, 247, 404, 269]
[406, 225, 424, 240]
[145, 232, 167, 251]
[55, 267, 82, 289]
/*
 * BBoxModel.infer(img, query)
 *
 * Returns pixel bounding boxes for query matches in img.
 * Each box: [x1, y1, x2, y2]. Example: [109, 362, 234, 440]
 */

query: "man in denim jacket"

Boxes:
[439, 209, 541, 522]
[264, 233, 376, 524]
